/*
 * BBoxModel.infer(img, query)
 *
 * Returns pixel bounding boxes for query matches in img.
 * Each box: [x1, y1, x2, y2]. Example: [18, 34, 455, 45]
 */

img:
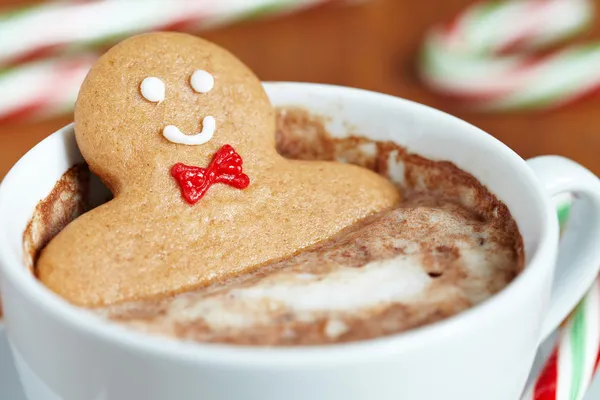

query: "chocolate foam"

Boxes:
[5, 164, 89, 320]
[23, 164, 90, 273]
[23, 108, 524, 345]
[100, 109, 524, 345]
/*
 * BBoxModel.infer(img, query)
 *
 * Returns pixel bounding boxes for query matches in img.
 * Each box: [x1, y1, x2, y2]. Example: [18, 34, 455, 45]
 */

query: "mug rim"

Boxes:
[0, 82, 557, 366]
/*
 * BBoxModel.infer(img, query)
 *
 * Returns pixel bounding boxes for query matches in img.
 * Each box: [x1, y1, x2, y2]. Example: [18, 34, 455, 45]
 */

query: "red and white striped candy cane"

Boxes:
[522, 279, 600, 400]
[0, 54, 95, 124]
[0, 0, 357, 123]
[0, 0, 349, 68]
[420, 0, 600, 111]
[522, 196, 600, 400]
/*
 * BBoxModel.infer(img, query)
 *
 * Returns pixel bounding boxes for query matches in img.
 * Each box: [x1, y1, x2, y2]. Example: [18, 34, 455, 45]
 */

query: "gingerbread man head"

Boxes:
[75, 32, 276, 195]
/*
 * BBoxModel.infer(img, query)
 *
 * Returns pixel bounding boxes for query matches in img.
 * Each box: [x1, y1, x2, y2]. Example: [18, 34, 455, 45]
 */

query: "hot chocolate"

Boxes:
[23, 33, 523, 346]
[26, 108, 523, 346]
[36, 33, 401, 308]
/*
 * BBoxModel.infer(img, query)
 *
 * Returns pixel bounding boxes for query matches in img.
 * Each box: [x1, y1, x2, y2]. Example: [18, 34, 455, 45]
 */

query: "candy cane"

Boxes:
[0, 0, 345, 68]
[522, 195, 600, 400]
[0, 0, 354, 123]
[419, 0, 600, 111]
[0, 55, 95, 124]
[522, 279, 600, 400]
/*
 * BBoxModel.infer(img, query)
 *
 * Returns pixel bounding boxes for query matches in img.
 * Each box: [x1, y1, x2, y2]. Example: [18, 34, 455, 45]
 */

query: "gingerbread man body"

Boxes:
[38, 33, 400, 307]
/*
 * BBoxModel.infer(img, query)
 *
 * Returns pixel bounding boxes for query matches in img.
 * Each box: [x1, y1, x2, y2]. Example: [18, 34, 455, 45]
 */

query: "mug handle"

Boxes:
[527, 156, 600, 341]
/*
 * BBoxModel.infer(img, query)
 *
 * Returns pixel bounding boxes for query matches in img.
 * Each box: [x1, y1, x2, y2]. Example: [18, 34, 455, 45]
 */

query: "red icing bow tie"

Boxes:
[171, 144, 250, 205]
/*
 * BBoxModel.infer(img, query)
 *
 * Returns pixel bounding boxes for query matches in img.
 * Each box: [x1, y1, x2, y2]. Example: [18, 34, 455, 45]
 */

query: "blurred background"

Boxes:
[0, 0, 599, 180]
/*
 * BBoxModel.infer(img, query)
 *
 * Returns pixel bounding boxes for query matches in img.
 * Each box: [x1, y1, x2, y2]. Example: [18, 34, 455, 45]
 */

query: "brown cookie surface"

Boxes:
[37, 32, 400, 307]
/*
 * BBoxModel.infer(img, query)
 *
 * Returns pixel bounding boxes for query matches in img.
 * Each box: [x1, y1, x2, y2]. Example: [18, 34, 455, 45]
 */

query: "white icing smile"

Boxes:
[163, 116, 216, 145]
[140, 71, 217, 146]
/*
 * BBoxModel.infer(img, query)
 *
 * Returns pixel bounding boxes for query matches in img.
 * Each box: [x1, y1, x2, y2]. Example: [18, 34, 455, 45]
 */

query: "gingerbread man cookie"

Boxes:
[37, 33, 400, 307]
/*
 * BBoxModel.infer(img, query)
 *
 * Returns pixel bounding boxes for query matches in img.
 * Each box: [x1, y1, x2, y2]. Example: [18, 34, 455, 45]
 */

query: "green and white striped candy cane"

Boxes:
[0, 0, 352, 122]
[522, 194, 600, 400]
[0, 54, 95, 123]
[420, 0, 600, 112]
[0, 0, 346, 68]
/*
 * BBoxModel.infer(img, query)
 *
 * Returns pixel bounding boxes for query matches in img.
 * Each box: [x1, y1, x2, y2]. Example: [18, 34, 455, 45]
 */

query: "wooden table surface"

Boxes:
[1, 0, 600, 178]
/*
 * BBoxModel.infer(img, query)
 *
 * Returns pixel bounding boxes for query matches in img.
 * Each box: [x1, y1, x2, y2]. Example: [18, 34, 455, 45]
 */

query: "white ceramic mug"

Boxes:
[2, 83, 600, 400]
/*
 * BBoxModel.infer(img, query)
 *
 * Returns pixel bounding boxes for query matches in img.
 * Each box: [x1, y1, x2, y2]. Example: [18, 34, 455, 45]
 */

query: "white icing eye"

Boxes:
[190, 70, 214, 93]
[140, 77, 165, 103]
